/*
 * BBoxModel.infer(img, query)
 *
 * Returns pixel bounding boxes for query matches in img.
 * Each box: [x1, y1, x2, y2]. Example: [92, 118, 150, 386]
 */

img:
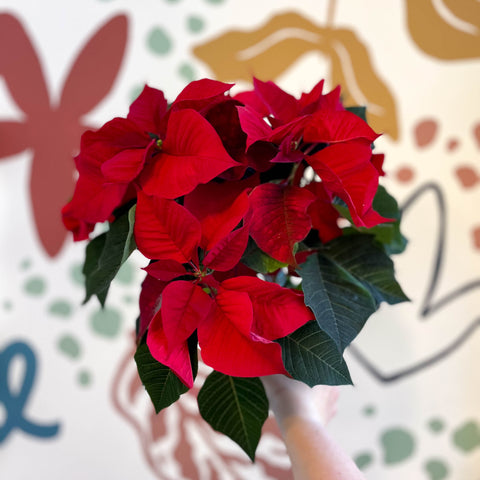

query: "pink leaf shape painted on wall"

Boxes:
[0, 13, 128, 256]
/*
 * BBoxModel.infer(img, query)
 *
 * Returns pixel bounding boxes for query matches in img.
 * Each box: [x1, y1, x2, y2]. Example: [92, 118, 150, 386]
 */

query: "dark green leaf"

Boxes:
[241, 238, 287, 274]
[323, 234, 409, 305]
[82, 232, 106, 286]
[298, 253, 376, 352]
[134, 337, 193, 413]
[83, 205, 137, 306]
[371, 185, 408, 254]
[277, 321, 352, 386]
[198, 372, 268, 461]
[336, 186, 408, 255]
[346, 105, 367, 122]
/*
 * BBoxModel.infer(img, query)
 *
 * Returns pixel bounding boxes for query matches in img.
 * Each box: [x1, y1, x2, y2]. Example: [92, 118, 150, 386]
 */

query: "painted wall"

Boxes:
[1, 1, 479, 478]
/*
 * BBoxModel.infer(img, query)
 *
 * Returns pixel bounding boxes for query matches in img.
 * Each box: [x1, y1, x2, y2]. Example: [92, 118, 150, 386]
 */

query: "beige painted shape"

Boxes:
[405, 0, 480, 59]
[193, 11, 399, 139]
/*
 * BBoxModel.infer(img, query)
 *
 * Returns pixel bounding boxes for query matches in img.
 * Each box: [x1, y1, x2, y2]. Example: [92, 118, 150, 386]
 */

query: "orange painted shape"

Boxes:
[473, 226, 480, 250]
[414, 119, 438, 148]
[396, 166, 415, 183]
[455, 166, 479, 188]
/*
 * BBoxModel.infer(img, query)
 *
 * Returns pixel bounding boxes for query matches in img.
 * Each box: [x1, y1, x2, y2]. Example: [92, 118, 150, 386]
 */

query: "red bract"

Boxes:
[146, 275, 313, 387]
[183, 176, 256, 250]
[64, 76, 394, 388]
[62, 86, 166, 236]
[170, 78, 234, 114]
[134, 190, 201, 263]
[138, 109, 240, 199]
[236, 78, 388, 231]
[248, 183, 316, 265]
[219, 276, 313, 339]
[307, 141, 389, 227]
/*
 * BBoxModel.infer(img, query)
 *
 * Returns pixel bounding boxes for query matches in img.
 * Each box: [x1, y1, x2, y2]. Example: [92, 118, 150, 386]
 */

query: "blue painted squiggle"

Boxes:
[0, 341, 60, 442]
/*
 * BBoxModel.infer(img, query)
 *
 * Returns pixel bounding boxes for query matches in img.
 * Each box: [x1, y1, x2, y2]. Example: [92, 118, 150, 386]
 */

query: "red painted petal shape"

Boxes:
[59, 15, 128, 117]
[221, 276, 312, 340]
[249, 183, 315, 265]
[139, 109, 239, 199]
[0, 121, 29, 159]
[198, 288, 287, 377]
[134, 190, 201, 262]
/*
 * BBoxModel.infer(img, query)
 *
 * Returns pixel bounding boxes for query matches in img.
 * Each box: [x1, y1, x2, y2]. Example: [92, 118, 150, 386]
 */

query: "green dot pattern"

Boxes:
[116, 262, 134, 285]
[3, 300, 13, 311]
[363, 405, 376, 417]
[187, 15, 205, 33]
[58, 335, 81, 359]
[380, 428, 415, 464]
[24, 276, 46, 295]
[147, 27, 172, 55]
[130, 85, 144, 103]
[70, 264, 84, 286]
[20, 258, 32, 270]
[90, 307, 122, 338]
[354, 452, 373, 470]
[49, 300, 73, 318]
[428, 418, 445, 434]
[424, 459, 449, 480]
[205, 0, 225, 4]
[123, 294, 135, 304]
[178, 63, 196, 82]
[78, 369, 92, 387]
[452, 420, 480, 453]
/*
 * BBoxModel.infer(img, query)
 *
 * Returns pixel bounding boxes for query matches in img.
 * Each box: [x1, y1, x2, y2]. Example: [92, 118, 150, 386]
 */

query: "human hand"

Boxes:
[261, 375, 339, 428]
[261, 375, 365, 480]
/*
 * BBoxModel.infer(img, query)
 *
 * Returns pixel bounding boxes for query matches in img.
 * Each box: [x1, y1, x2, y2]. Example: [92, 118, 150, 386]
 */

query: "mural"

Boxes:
[0, 13, 128, 256]
[0, 341, 60, 443]
[1, 1, 479, 479]
[193, 10, 399, 139]
[405, 0, 480, 60]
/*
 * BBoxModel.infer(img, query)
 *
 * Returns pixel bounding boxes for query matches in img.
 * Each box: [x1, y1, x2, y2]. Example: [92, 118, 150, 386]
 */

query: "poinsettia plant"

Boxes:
[63, 77, 408, 460]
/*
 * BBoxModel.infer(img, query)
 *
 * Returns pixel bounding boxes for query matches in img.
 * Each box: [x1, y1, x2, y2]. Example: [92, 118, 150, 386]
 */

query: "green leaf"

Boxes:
[197, 372, 268, 461]
[298, 253, 376, 352]
[82, 232, 107, 301]
[83, 205, 137, 306]
[241, 238, 287, 274]
[346, 105, 367, 122]
[322, 234, 409, 305]
[277, 321, 352, 386]
[336, 186, 408, 255]
[370, 185, 408, 255]
[134, 334, 198, 413]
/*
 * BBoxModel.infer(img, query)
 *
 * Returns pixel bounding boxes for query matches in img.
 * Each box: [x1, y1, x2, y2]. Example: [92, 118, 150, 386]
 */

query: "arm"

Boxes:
[261, 375, 366, 480]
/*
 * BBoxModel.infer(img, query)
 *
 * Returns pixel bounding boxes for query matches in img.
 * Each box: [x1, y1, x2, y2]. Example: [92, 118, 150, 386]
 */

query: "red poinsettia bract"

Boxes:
[63, 76, 392, 386]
